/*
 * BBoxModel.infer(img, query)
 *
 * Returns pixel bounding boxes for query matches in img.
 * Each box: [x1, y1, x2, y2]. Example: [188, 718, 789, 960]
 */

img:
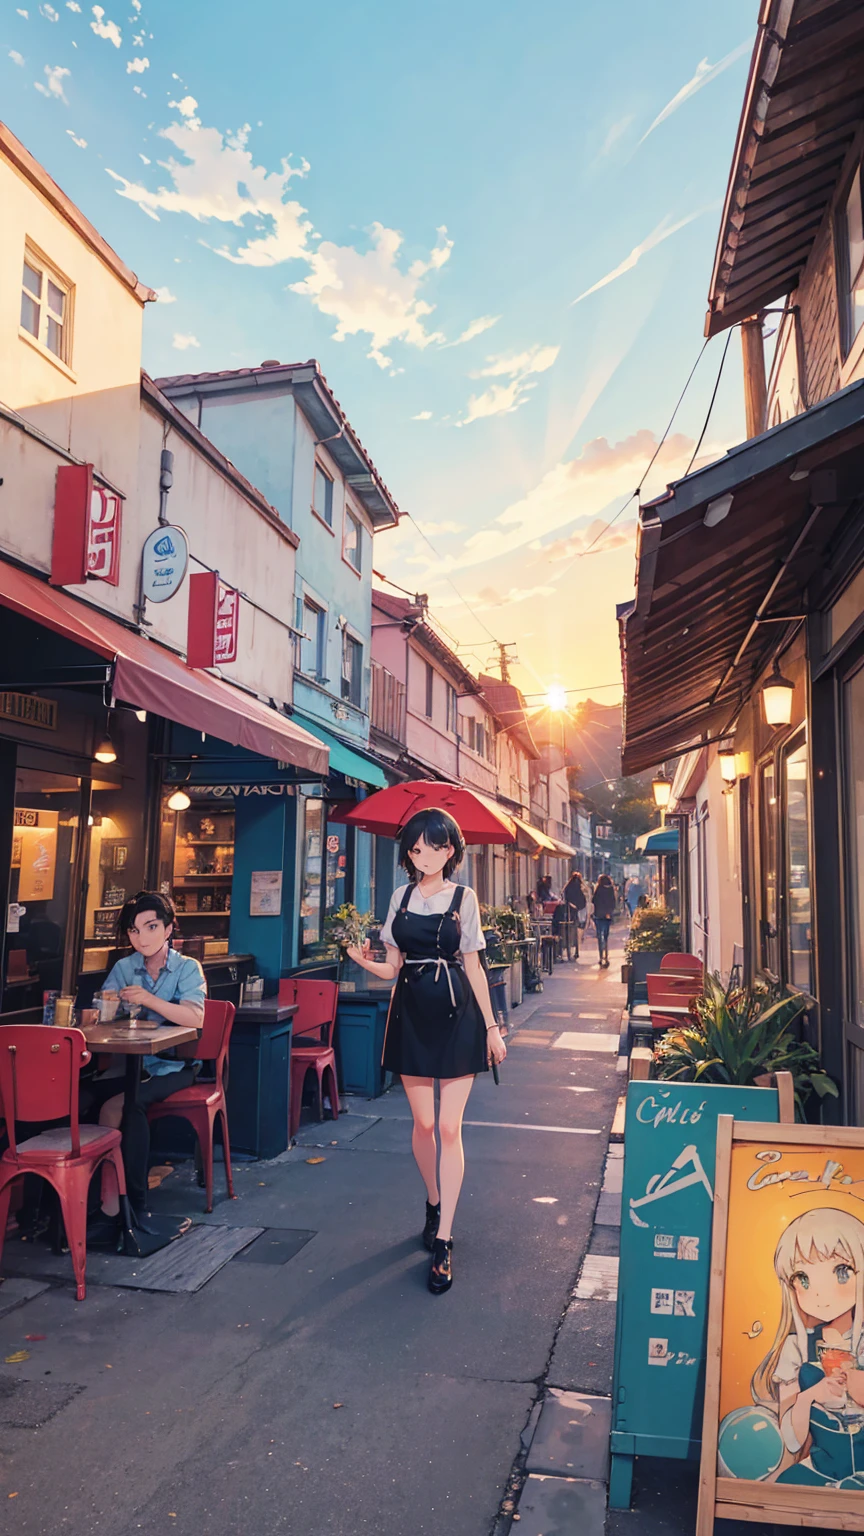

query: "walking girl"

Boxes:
[347, 808, 506, 1295]
[592, 872, 616, 968]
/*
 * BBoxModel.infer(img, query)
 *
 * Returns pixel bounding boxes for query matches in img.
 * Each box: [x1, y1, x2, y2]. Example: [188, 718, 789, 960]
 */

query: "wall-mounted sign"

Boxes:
[1, 694, 57, 731]
[250, 870, 282, 916]
[141, 525, 189, 604]
[12, 808, 58, 902]
[187, 571, 240, 668]
[51, 463, 122, 588]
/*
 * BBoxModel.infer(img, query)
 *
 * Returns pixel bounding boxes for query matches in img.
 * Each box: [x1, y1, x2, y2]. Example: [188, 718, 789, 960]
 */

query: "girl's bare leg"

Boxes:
[401, 1075, 438, 1204]
[436, 1074, 476, 1241]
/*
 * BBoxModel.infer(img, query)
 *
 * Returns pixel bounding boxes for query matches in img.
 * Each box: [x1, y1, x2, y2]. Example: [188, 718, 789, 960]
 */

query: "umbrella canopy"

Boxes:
[329, 780, 516, 845]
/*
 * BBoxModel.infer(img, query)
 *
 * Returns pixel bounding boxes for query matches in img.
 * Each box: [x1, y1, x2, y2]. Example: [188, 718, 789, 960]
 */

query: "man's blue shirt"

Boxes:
[103, 947, 206, 1075]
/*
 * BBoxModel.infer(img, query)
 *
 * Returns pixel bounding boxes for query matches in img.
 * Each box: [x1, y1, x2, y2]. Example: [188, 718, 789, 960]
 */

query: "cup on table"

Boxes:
[79, 1007, 98, 1029]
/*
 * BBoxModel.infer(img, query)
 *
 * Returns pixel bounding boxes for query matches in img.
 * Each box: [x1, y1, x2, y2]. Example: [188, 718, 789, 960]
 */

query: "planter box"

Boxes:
[509, 956, 523, 1010]
[336, 991, 393, 1098]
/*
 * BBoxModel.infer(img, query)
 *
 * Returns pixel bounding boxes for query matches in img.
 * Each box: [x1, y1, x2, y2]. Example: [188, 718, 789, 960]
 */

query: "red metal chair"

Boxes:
[660, 953, 703, 975]
[0, 1026, 126, 1301]
[280, 978, 340, 1139]
[147, 999, 235, 1213]
[647, 972, 700, 1033]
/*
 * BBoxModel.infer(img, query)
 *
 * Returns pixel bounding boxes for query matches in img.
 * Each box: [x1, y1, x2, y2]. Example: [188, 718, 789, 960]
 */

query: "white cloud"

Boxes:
[9, 49, 25, 65]
[90, 5, 121, 45]
[34, 63, 70, 101]
[412, 410, 433, 421]
[639, 40, 752, 145]
[138, 151, 150, 162]
[457, 343, 560, 426]
[571, 209, 708, 305]
[132, 28, 143, 43]
[66, 128, 87, 146]
[16, 9, 29, 17]
[39, 4, 59, 20]
[66, 2, 81, 10]
[153, 285, 177, 302]
[598, 115, 633, 157]
[289, 223, 453, 368]
[107, 108, 313, 263]
[443, 314, 500, 348]
[126, 54, 148, 72]
[130, 0, 140, 8]
[172, 332, 200, 350]
[132, 83, 144, 94]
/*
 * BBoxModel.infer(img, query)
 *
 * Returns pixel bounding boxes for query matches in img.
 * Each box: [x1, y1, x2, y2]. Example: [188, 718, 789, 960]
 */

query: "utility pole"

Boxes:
[495, 642, 517, 682]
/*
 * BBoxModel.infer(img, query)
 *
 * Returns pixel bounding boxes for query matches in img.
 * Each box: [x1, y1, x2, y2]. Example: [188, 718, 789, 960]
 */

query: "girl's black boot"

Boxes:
[428, 1236, 453, 1295]
[422, 1200, 441, 1251]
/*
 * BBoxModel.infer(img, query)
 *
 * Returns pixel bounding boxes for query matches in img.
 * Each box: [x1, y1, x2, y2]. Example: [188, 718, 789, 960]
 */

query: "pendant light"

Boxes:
[652, 772, 672, 810]
[94, 731, 116, 764]
[762, 662, 795, 728]
[167, 788, 191, 812]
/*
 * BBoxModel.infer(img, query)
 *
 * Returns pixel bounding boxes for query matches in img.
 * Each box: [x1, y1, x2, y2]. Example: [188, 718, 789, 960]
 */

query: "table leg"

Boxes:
[118, 1054, 193, 1258]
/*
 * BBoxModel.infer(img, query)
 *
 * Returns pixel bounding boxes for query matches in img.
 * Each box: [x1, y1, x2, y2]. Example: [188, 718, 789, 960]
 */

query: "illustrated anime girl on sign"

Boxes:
[719, 1204, 864, 1488]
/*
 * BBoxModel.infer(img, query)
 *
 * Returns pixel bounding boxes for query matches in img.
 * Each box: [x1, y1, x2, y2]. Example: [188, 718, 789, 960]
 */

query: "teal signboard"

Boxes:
[609, 1081, 782, 1509]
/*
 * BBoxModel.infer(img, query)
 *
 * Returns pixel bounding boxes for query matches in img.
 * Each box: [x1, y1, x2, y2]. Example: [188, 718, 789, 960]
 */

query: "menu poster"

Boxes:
[697, 1121, 864, 1535]
[250, 870, 282, 917]
[13, 809, 58, 902]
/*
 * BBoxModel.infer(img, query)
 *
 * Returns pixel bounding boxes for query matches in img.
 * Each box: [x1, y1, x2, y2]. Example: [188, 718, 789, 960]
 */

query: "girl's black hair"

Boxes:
[399, 808, 465, 882]
[117, 890, 178, 942]
[596, 873, 614, 889]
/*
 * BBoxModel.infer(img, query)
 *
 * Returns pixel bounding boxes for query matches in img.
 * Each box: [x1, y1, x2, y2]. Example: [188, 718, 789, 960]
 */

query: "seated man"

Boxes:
[87, 892, 206, 1239]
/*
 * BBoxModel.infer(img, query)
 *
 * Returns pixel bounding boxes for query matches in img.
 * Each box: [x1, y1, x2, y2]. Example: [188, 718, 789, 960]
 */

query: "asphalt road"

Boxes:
[0, 944, 624, 1536]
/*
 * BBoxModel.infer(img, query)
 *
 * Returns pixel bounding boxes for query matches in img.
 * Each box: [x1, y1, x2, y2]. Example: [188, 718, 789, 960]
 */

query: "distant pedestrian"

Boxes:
[592, 874, 616, 968]
[563, 870, 588, 929]
[624, 876, 643, 919]
[536, 874, 553, 904]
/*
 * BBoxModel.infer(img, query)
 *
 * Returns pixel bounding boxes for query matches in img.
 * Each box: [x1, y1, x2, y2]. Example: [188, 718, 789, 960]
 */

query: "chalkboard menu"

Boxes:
[609, 1081, 785, 1509]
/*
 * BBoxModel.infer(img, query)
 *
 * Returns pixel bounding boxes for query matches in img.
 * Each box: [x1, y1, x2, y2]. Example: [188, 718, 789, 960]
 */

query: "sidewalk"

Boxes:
[0, 943, 625, 1536]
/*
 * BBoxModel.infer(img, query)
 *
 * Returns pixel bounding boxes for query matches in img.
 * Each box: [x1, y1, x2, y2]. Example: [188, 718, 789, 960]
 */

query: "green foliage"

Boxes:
[324, 903, 373, 952]
[654, 972, 838, 1115]
[625, 906, 681, 955]
[481, 904, 519, 936]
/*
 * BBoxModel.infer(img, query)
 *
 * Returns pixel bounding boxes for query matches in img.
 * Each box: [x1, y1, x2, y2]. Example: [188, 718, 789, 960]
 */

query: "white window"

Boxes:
[20, 247, 72, 365]
[344, 509, 362, 571]
[840, 166, 864, 354]
[313, 464, 334, 528]
[342, 632, 363, 707]
[425, 663, 434, 719]
[445, 683, 458, 734]
[301, 597, 326, 679]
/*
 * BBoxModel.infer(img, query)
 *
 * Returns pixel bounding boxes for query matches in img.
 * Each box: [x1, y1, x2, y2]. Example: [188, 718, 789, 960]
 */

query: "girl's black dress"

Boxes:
[381, 883, 489, 1079]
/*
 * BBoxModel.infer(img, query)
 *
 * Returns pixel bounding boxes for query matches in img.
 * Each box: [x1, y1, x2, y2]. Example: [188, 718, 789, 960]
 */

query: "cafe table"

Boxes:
[79, 1017, 201, 1256]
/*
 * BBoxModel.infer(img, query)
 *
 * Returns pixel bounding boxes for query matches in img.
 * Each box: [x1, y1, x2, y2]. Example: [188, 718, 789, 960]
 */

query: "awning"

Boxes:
[549, 836, 577, 859]
[291, 714, 387, 789]
[620, 377, 864, 774]
[635, 827, 679, 855]
[512, 815, 557, 855]
[0, 561, 328, 775]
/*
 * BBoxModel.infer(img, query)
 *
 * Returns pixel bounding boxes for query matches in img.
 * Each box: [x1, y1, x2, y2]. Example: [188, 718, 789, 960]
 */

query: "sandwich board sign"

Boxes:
[609, 1077, 792, 1509]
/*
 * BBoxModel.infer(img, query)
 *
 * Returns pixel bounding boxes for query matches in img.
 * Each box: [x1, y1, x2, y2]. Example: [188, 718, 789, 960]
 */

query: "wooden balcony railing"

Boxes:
[371, 661, 406, 743]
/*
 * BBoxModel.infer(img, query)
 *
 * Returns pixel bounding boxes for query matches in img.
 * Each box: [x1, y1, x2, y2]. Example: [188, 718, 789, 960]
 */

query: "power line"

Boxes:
[684, 327, 735, 475]
[404, 511, 502, 647]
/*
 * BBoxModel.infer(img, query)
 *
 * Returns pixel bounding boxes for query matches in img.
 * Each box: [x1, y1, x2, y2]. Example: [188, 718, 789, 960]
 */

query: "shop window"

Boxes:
[782, 736, 812, 993]
[838, 164, 864, 356]
[20, 246, 72, 365]
[313, 464, 334, 528]
[846, 662, 864, 1027]
[344, 509, 362, 571]
[4, 768, 84, 1012]
[759, 761, 779, 976]
[300, 796, 324, 953]
[301, 598, 326, 680]
[341, 632, 363, 707]
[157, 790, 234, 960]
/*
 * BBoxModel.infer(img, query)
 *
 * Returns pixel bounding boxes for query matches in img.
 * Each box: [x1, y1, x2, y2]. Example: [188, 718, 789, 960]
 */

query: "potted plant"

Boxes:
[622, 904, 682, 1004]
[654, 972, 838, 1118]
[324, 903, 374, 988]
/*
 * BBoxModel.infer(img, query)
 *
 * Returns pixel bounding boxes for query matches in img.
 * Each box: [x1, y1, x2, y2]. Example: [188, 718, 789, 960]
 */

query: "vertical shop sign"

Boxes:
[187, 571, 240, 668]
[51, 464, 122, 587]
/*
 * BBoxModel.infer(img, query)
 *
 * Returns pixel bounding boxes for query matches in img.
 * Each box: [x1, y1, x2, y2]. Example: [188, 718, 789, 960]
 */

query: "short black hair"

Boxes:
[117, 890, 178, 942]
[399, 808, 465, 882]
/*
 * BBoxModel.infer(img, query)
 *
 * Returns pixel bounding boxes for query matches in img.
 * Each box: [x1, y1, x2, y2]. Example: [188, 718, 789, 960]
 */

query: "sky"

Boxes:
[1, 0, 758, 708]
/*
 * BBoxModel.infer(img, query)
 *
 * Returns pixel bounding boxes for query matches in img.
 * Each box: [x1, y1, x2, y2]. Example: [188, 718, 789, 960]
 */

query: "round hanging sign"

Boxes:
[141, 525, 189, 603]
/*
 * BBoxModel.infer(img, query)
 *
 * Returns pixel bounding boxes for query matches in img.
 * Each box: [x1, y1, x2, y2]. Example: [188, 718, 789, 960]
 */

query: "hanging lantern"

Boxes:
[718, 741, 737, 783]
[167, 788, 192, 812]
[762, 663, 795, 728]
[652, 772, 672, 809]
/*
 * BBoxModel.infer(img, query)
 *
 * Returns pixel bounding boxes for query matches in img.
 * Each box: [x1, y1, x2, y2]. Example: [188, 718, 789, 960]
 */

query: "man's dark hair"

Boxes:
[117, 890, 178, 942]
[398, 808, 465, 882]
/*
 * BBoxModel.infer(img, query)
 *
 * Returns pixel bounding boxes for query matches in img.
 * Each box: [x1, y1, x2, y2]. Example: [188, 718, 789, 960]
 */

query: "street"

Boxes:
[0, 944, 624, 1536]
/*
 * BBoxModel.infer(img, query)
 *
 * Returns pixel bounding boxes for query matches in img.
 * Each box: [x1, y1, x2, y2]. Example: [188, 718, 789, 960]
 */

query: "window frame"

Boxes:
[341, 629, 363, 708]
[343, 506, 363, 574]
[312, 462, 335, 531]
[780, 728, 813, 995]
[19, 243, 74, 369]
[836, 160, 864, 359]
[300, 595, 327, 680]
[424, 662, 434, 720]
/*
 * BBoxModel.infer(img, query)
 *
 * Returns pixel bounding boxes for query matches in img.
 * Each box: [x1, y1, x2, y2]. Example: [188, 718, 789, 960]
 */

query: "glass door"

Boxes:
[782, 735, 812, 993]
[758, 761, 779, 977]
[5, 767, 85, 1013]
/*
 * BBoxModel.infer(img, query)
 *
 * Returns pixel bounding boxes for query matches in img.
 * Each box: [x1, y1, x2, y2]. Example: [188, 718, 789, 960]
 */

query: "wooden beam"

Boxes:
[741, 315, 768, 438]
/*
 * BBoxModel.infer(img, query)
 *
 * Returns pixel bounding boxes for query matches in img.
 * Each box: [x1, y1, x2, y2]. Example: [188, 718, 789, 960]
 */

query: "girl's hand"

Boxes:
[845, 1370, 864, 1406]
[487, 1026, 507, 1066]
[346, 940, 371, 966]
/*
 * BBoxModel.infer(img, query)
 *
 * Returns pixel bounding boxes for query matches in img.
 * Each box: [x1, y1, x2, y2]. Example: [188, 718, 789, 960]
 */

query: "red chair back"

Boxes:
[280, 978, 338, 1046]
[660, 953, 703, 975]
[176, 999, 234, 1085]
[0, 1026, 90, 1158]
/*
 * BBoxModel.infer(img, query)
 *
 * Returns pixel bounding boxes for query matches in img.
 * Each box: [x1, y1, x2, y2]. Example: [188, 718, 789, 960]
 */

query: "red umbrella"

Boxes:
[329, 780, 516, 845]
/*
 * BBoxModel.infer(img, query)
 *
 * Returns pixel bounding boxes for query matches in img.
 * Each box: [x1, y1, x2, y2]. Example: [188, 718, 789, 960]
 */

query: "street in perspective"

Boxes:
[1, 1, 864, 1533]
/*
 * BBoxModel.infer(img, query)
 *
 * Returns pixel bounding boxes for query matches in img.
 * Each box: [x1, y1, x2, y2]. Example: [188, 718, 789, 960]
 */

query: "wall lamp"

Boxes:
[652, 772, 672, 810]
[718, 740, 737, 784]
[762, 662, 795, 728]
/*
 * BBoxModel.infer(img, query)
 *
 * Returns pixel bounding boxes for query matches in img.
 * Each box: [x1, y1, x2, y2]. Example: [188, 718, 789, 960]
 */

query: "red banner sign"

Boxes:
[187, 571, 240, 669]
[50, 463, 122, 587]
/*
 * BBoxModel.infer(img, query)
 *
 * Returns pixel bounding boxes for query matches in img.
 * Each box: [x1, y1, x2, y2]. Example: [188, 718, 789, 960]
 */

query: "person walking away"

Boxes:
[624, 875, 643, 920]
[592, 873, 616, 968]
[347, 807, 506, 1295]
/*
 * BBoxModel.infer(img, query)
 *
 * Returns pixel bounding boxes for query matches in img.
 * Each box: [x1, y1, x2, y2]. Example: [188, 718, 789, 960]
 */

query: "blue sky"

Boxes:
[2, 0, 758, 704]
